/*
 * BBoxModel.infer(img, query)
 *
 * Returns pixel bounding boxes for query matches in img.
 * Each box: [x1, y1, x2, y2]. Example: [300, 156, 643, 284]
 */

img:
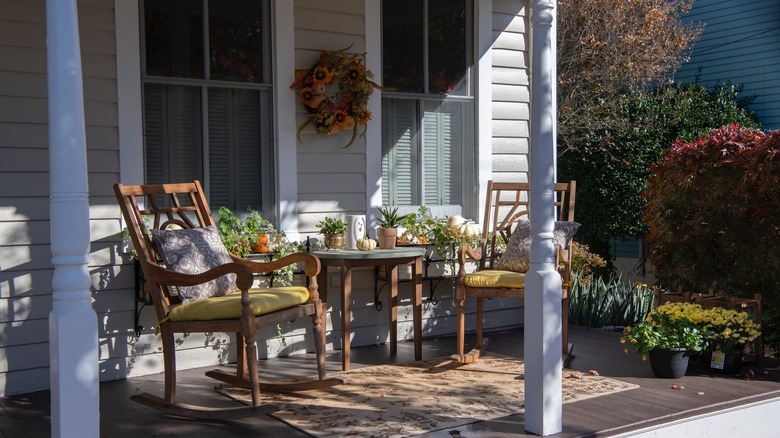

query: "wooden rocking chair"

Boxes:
[451, 181, 577, 364]
[114, 181, 341, 419]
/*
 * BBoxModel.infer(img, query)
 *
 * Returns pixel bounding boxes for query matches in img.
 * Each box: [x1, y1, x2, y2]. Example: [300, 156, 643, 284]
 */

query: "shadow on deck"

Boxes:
[2, 326, 780, 437]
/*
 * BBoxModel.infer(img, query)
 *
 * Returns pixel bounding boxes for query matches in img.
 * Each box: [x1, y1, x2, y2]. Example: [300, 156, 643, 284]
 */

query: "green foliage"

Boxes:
[315, 217, 348, 234]
[376, 206, 409, 228]
[568, 271, 655, 328]
[243, 209, 273, 235]
[399, 206, 436, 243]
[217, 207, 254, 257]
[558, 82, 761, 264]
[269, 239, 306, 287]
[570, 241, 607, 282]
[642, 124, 780, 350]
[620, 302, 707, 356]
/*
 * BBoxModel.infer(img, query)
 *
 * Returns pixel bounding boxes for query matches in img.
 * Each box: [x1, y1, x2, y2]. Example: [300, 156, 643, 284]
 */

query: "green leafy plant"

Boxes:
[568, 271, 654, 329]
[570, 241, 607, 284]
[316, 217, 348, 234]
[398, 206, 436, 244]
[376, 206, 409, 229]
[244, 208, 273, 235]
[642, 124, 780, 350]
[620, 302, 708, 358]
[559, 82, 761, 264]
[269, 239, 305, 286]
[217, 207, 254, 257]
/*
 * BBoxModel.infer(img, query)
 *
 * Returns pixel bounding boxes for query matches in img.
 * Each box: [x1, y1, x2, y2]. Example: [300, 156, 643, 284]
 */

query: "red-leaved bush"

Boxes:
[643, 124, 780, 299]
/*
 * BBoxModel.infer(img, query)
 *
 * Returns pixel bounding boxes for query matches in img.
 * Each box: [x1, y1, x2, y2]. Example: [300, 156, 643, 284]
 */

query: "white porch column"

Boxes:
[46, 0, 100, 437]
[525, 0, 562, 435]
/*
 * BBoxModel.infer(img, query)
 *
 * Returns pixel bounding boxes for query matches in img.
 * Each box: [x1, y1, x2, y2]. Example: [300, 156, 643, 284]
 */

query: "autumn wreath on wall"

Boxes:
[290, 45, 383, 148]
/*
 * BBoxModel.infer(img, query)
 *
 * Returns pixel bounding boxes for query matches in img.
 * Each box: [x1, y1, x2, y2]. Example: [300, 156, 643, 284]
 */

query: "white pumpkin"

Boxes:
[356, 236, 378, 251]
[458, 221, 480, 237]
[446, 215, 465, 228]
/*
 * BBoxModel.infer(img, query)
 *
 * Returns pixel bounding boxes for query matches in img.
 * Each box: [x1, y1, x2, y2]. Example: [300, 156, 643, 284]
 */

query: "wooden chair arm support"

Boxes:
[231, 252, 321, 277]
[456, 243, 482, 265]
[147, 262, 255, 290]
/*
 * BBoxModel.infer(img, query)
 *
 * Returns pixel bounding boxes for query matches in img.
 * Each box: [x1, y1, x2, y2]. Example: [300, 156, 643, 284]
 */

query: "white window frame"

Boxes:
[379, 0, 479, 219]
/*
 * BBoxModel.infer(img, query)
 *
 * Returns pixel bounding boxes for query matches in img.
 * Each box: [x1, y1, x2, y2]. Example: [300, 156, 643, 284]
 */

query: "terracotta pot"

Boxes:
[376, 227, 397, 249]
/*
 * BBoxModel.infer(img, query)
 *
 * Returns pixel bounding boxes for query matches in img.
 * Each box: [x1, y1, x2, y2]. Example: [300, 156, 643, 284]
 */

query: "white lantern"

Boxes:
[345, 215, 366, 250]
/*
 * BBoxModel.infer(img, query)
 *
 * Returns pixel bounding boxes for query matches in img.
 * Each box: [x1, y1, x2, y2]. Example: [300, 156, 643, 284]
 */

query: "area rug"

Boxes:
[218, 354, 638, 437]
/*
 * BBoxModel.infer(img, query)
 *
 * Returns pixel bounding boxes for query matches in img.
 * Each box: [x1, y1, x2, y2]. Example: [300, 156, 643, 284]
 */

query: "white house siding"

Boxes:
[0, 0, 532, 396]
[491, 0, 529, 183]
[675, 0, 780, 129]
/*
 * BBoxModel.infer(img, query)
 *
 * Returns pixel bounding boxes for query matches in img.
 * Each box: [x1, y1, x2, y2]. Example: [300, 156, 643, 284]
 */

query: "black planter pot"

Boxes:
[649, 347, 690, 379]
[711, 348, 744, 374]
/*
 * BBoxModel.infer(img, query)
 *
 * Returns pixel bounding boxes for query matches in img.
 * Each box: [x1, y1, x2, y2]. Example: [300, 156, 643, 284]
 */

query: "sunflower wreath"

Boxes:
[290, 45, 383, 148]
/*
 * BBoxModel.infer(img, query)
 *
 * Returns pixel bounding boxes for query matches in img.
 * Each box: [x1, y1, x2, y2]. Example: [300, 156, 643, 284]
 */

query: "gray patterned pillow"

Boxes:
[495, 219, 580, 273]
[151, 226, 239, 303]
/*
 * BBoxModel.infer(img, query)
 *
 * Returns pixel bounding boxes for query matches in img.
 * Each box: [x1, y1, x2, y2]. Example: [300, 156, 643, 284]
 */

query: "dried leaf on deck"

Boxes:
[671, 385, 684, 390]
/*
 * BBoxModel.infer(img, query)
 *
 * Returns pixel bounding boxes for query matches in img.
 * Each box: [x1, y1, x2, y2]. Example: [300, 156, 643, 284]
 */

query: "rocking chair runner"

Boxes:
[114, 181, 341, 419]
[451, 181, 577, 364]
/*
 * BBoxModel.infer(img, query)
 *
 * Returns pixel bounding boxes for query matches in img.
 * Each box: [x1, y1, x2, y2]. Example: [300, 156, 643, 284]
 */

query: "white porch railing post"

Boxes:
[525, 0, 562, 435]
[46, 0, 100, 436]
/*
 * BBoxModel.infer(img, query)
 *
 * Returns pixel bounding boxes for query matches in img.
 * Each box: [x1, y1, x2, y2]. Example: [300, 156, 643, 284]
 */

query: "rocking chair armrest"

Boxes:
[456, 243, 482, 266]
[231, 252, 321, 278]
[146, 262, 255, 291]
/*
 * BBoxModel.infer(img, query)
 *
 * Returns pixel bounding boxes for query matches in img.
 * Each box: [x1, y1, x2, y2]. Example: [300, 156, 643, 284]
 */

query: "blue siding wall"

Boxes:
[676, 0, 780, 129]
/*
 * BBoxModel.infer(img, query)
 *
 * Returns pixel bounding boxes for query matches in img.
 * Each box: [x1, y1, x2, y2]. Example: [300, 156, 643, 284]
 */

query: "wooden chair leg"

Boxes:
[236, 332, 247, 380]
[562, 296, 570, 355]
[456, 292, 466, 359]
[475, 297, 484, 349]
[312, 301, 327, 380]
[243, 331, 261, 407]
[162, 328, 176, 404]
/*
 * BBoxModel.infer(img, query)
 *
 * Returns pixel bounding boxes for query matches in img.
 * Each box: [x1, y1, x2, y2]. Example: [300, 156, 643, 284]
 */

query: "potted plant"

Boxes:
[701, 306, 760, 373]
[376, 206, 409, 249]
[397, 206, 435, 244]
[217, 206, 254, 257]
[621, 302, 707, 378]
[316, 217, 348, 250]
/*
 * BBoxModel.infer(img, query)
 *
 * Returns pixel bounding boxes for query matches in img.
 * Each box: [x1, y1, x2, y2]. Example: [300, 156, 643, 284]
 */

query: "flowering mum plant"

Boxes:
[621, 302, 707, 359]
[290, 45, 384, 148]
[701, 306, 760, 351]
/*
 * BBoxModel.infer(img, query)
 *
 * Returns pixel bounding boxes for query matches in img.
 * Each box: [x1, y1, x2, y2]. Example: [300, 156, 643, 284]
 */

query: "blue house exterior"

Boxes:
[675, 0, 780, 129]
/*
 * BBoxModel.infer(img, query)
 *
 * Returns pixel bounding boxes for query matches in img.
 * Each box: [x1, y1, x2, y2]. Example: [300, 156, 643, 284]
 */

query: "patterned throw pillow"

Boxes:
[495, 219, 580, 273]
[151, 225, 239, 303]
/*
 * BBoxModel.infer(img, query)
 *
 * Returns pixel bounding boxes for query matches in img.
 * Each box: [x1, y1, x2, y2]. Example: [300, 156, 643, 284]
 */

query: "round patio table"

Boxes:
[312, 247, 426, 371]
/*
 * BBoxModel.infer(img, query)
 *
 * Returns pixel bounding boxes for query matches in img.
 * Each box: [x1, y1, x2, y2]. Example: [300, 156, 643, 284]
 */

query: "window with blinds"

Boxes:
[381, 0, 475, 214]
[142, 0, 273, 214]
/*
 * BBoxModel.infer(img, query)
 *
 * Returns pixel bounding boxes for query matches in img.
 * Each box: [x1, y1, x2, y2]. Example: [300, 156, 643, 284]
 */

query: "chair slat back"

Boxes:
[114, 181, 215, 320]
[480, 181, 576, 270]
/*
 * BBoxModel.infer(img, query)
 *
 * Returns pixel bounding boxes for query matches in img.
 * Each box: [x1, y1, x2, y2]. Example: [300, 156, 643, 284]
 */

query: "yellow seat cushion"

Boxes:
[169, 287, 310, 321]
[464, 270, 525, 289]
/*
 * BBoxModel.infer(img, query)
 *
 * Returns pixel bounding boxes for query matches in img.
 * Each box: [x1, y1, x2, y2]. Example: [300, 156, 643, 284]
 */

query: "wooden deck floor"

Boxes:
[3, 326, 780, 437]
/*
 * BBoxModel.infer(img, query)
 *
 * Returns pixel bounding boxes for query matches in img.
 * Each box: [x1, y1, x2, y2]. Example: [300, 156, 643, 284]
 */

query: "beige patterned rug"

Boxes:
[218, 354, 638, 437]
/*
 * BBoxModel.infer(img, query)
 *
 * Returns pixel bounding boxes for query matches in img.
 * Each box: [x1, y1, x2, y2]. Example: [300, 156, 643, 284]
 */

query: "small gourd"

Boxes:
[254, 233, 270, 253]
[356, 235, 377, 251]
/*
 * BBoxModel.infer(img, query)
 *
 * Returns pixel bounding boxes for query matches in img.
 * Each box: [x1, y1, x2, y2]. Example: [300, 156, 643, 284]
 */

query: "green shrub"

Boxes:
[558, 82, 760, 264]
[642, 124, 780, 350]
[568, 271, 655, 328]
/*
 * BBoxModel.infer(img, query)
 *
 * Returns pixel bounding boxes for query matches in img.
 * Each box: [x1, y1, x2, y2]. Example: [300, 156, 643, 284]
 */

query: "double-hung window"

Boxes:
[381, 0, 475, 216]
[141, 0, 274, 215]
